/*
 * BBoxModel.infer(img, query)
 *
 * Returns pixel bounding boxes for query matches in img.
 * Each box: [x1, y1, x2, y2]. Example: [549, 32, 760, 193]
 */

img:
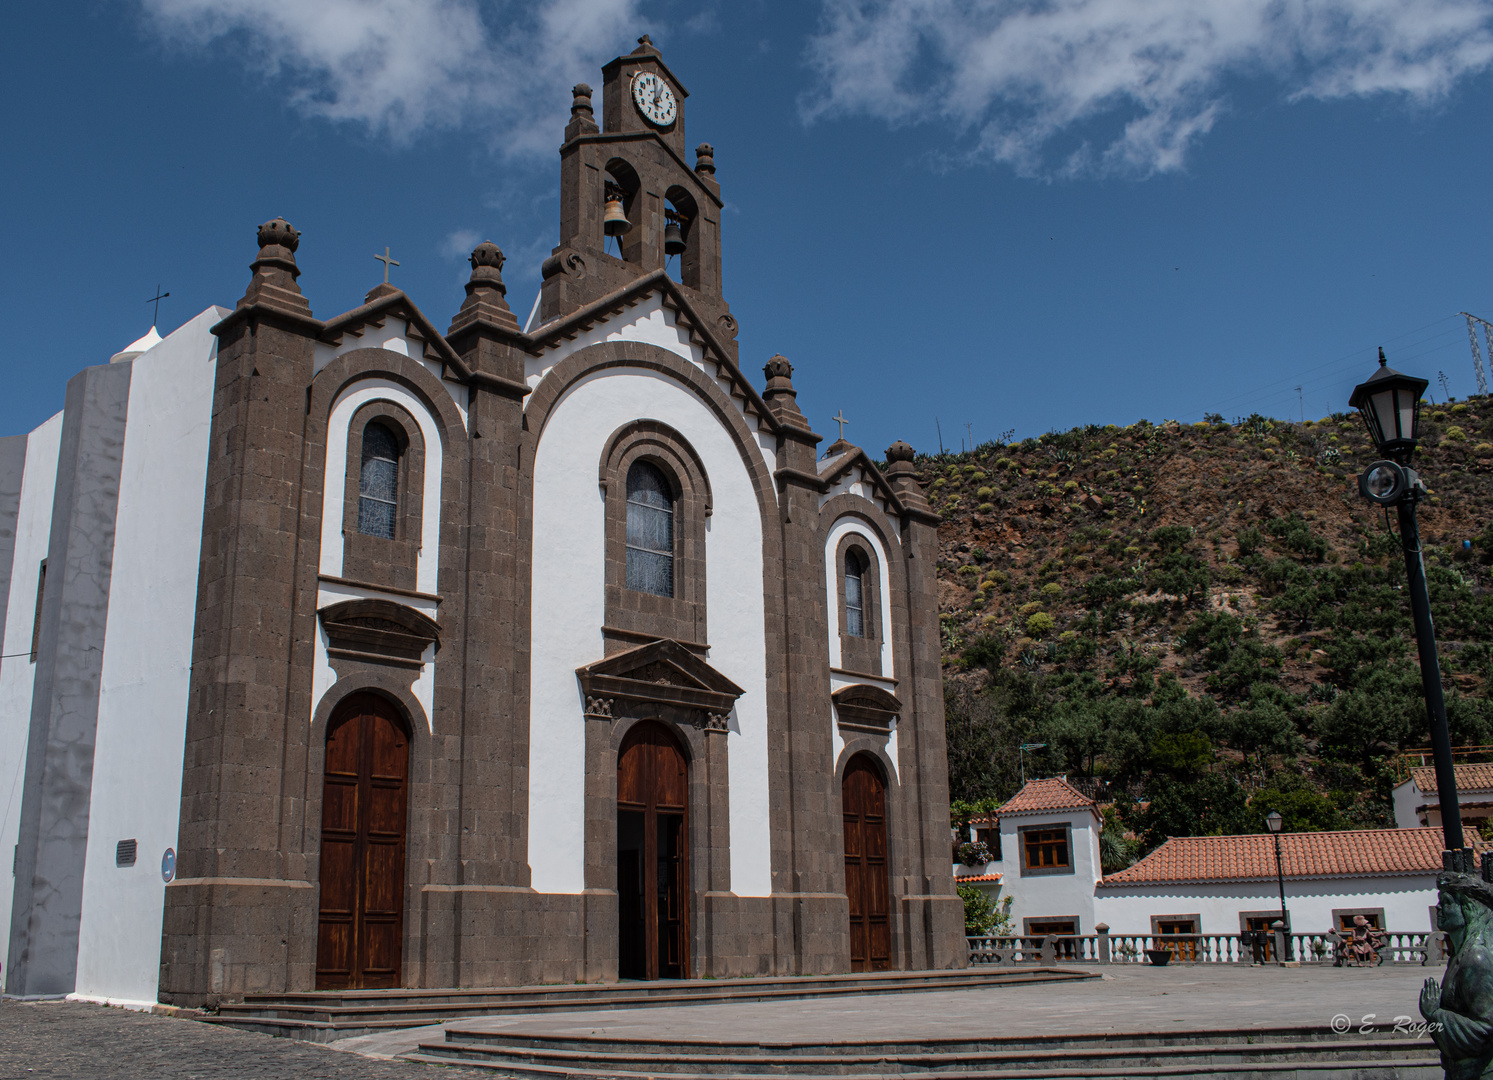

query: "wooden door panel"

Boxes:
[618, 722, 689, 981]
[317, 695, 409, 991]
[843, 756, 892, 973]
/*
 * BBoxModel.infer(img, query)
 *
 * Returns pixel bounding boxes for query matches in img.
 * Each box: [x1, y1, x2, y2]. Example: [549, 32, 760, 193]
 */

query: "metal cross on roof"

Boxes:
[375, 246, 400, 284]
[833, 410, 849, 440]
[146, 285, 170, 326]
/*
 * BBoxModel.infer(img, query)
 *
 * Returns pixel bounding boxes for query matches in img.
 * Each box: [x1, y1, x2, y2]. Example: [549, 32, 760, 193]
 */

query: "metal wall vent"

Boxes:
[116, 839, 137, 867]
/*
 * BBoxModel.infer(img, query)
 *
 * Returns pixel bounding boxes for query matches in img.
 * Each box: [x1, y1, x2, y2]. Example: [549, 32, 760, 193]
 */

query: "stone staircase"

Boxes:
[206, 967, 1096, 1042]
[406, 1027, 1442, 1079]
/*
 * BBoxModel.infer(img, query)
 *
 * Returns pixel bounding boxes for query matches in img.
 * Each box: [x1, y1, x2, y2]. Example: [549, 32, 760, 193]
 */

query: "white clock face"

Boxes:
[631, 71, 677, 127]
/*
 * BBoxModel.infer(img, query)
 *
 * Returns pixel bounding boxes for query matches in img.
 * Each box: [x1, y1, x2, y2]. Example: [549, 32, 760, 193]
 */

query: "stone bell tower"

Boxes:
[540, 36, 728, 328]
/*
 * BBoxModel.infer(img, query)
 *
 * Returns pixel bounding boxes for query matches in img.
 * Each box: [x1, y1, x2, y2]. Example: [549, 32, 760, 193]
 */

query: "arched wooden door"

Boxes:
[617, 721, 689, 980]
[843, 755, 891, 972]
[316, 693, 410, 990]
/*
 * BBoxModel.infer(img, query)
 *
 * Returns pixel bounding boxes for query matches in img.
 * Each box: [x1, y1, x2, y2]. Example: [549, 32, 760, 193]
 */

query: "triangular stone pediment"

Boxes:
[576, 638, 744, 725]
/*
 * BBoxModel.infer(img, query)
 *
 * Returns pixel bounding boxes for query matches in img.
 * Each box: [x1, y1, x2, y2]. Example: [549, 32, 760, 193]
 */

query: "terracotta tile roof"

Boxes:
[1410, 764, 1493, 795]
[999, 777, 1098, 817]
[1099, 827, 1483, 887]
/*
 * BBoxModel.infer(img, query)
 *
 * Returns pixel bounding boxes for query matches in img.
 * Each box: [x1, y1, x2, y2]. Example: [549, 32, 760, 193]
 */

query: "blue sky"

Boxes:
[4, 1, 1493, 457]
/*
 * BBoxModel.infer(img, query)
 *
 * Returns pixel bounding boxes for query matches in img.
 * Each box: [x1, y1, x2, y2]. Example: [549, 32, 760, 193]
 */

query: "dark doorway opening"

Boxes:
[316, 693, 410, 990]
[617, 721, 689, 980]
[843, 754, 891, 972]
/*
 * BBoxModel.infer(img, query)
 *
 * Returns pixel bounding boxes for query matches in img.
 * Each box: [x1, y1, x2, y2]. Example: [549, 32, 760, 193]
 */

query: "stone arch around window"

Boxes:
[600, 420, 710, 649]
[836, 532, 883, 676]
[342, 399, 426, 591]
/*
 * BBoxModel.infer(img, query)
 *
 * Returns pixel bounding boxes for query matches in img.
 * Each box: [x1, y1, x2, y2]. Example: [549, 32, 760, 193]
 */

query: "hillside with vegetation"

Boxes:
[913, 396, 1493, 872]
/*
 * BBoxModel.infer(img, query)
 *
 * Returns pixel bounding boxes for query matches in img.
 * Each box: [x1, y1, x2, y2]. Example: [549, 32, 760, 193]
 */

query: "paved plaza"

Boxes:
[0, 965, 1440, 1077]
[342, 964, 1439, 1056]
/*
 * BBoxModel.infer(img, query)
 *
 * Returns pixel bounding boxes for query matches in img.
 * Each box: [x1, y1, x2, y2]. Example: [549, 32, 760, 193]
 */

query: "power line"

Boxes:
[1193, 314, 1466, 419]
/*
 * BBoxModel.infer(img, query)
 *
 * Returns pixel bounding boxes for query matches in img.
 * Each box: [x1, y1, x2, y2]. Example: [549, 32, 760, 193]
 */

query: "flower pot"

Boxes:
[1144, 948, 1172, 966]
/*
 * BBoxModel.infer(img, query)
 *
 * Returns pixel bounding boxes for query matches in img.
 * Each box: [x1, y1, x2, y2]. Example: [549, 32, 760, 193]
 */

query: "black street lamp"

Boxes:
[1266, 809, 1291, 961]
[1349, 349, 1466, 858]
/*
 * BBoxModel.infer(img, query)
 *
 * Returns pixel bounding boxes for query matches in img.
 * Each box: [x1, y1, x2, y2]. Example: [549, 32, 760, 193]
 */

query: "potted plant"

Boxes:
[956, 840, 993, 868]
[1144, 947, 1172, 966]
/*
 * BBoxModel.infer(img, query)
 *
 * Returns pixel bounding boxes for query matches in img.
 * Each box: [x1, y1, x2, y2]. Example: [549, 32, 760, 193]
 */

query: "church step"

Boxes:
[430, 1026, 1429, 1059]
[208, 968, 1094, 1039]
[402, 1040, 1441, 1080]
[404, 1028, 1440, 1079]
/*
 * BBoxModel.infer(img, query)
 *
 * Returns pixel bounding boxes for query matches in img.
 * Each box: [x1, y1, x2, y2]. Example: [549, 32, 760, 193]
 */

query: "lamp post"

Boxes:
[1349, 350, 1465, 857]
[1266, 809, 1291, 961]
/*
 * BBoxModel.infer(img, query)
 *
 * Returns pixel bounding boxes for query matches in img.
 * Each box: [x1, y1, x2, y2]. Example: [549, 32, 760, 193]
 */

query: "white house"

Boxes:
[1393, 764, 1493, 831]
[958, 777, 1461, 941]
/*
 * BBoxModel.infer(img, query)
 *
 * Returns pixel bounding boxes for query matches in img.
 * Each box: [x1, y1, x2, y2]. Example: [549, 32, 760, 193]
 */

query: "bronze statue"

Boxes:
[1420, 868, 1493, 1077]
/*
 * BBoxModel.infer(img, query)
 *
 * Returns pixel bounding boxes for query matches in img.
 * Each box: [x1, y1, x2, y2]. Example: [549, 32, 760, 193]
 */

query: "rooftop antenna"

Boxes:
[146, 286, 170, 328]
[1461, 312, 1491, 396]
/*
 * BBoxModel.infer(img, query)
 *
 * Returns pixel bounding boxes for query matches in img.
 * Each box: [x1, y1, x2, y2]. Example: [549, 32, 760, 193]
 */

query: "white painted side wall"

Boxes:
[74, 309, 221, 1005]
[318, 376, 444, 596]
[987, 811, 1101, 933]
[0, 412, 64, 982]
[1093, 876, 1440, 936]
[527, 367, 772, 897]
[822, 516, 895, 679]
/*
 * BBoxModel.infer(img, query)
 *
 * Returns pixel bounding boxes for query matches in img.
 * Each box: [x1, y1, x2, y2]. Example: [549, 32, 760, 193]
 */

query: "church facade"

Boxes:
[1, 38, 962, 1006]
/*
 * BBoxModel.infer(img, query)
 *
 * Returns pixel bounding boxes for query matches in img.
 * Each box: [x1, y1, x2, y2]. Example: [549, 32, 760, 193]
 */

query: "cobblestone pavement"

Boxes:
[0, 1001, 485, 1080]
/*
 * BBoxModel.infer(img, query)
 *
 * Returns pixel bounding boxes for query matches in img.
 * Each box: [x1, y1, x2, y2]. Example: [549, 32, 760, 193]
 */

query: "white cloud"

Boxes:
[441, 228, 483, 259]
[139, 0, 645, 154]
[803, 0, 1493, 177]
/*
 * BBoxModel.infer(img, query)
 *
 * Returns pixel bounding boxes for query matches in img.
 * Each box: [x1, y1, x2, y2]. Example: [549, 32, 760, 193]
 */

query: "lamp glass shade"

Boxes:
[1349, 356, 1428, 462]
[1266, 810, 1283, 833]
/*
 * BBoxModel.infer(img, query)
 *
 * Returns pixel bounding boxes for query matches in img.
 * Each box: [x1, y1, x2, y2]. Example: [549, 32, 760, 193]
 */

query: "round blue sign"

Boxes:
[161, 847, 176, 883]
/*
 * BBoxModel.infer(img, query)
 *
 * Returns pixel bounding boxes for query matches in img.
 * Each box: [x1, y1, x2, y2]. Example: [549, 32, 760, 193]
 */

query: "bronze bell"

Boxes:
[604, 194, 631, 236]
[664, 212, 686, 255]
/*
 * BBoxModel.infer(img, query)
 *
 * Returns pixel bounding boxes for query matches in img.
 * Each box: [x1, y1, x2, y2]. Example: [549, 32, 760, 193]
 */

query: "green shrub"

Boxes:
[1445, 426, 1467, 442]
[1041, 582, 1063, 597]
[1026, 611, 1056, 637]
[1018, 601, 1045, 616]
[976, 486, 995, 499]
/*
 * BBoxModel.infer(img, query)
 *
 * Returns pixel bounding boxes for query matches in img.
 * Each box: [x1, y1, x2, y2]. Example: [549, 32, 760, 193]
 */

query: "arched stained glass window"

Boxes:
[845, 551, 866, 637]
[358, 422, 400, 539]
[626, 461, 674, 597]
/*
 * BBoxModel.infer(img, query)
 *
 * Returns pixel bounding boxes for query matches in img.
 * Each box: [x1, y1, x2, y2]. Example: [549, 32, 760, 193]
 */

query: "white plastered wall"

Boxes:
[527, 367, 772, 897]
[314, 323, 469, 432]
[823, 515, 899, 778]
[74, 308, 222, 1005]
[527, 295, 777, 479]
[1093, 876, 1440, 936]
[0, 412, 64, 983]
[988, 809, 1102, 934]
[311, 373, 444, 728]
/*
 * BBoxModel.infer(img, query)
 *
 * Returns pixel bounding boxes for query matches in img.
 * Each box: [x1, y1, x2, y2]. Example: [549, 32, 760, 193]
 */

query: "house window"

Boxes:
[1151, 914, 1200, 961]
[1332, 908, 1385, 932]
[1024, 917, 1080, 958]
[358, 422, 401, 539]
[626, 461, 674, 597]
[1021, 827, 1071, 872]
